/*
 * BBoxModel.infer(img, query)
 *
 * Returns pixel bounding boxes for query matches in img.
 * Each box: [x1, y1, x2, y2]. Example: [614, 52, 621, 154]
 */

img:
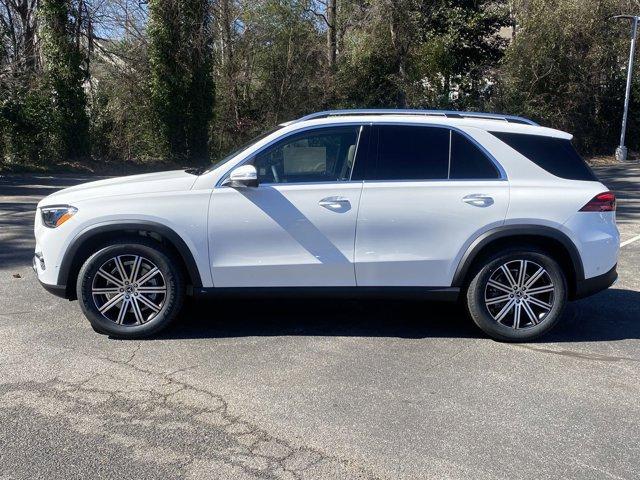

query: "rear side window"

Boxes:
[370, 125, 500, 181]
[490, 131, 597, 181]
[375, 125, 449, 180]
[450, 131, 500, 179]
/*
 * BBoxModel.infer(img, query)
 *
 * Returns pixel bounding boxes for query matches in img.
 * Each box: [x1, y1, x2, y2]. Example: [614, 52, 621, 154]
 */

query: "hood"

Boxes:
[38, 170, 198, 206]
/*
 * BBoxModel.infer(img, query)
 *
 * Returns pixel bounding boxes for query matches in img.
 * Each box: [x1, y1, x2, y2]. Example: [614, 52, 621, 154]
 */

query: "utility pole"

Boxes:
[613, 15, 639, 162]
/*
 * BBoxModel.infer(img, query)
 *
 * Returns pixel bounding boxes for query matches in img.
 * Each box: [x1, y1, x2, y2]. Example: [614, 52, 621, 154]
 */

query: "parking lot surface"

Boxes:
[1, 167, 639, 480]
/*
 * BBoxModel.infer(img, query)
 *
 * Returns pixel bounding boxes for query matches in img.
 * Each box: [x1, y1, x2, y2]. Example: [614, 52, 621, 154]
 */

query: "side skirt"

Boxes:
[191, 286, 460, 302]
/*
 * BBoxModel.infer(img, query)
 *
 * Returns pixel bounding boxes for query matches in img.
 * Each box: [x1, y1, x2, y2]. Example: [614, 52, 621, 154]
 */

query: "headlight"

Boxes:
[41, 206, 78, 228]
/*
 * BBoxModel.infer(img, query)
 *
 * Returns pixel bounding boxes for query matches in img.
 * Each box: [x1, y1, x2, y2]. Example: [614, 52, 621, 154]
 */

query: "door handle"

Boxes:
[462, 194, 494, 207]
[319, 196, 351, 210]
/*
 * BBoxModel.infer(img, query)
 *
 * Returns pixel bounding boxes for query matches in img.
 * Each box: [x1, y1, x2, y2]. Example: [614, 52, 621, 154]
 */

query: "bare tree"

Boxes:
[302, 0, 337, 71]
[387, 0, 415, 107]
[0, 0, 39, 73]
[326, 0, 336, 69]
[216, 0, 240, 125]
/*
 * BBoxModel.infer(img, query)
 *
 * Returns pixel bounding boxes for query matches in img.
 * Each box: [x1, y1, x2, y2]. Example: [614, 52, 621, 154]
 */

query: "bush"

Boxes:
[0, 79, 61, 168]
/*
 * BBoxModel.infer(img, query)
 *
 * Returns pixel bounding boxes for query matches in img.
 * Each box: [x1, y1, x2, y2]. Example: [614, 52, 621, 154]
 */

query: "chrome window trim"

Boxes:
[369, 122, 507, 182]
[215, 120, 507, 187]
[215, 122, 366, 188]
[360, 178, 504, 185]
[447, 130, 452, 179]
[255, 180, 365, 187]
[349, 125, 364, 182]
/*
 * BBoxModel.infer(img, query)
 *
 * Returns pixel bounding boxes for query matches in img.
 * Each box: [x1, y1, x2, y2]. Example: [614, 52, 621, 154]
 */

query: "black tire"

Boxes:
[91, 324, 108, 335]
[465, 248, 567, 342]
[76, 238, 185, 338]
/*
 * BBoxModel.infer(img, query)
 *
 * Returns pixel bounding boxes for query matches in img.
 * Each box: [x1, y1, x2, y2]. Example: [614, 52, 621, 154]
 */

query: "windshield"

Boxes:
[203, 126, 285, 174]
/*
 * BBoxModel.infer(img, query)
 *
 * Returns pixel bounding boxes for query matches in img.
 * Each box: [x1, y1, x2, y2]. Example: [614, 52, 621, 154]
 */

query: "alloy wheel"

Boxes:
[91, 255, 167, 326]
[484, 259, 555, 329]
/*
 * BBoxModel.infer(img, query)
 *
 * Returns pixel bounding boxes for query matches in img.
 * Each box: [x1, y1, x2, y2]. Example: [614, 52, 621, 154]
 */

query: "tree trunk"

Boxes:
[39, 0, 90, 160]
[219, 0, 240, 126]
[14, 0, 38, 71]
[326, 0, 337, 70]
[389, 0, 408, 108]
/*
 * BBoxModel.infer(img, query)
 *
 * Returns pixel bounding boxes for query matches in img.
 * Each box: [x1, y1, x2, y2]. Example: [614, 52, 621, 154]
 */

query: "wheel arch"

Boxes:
[59, 221, 202, 299]
[452, 226, 584, 299]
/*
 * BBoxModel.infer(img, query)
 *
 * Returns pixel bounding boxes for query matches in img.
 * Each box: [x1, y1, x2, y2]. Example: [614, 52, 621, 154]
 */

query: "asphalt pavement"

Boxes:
[0, 167, 639, 480]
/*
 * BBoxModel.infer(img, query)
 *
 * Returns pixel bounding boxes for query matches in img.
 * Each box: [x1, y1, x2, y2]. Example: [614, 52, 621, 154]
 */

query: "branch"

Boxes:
[302, 6, 330, 28]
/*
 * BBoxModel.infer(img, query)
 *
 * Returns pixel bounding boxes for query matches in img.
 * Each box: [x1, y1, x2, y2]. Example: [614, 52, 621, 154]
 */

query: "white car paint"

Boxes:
[34, 114, 619, 294]
[355, 180, 509, 286]
[34, 171, 210, 287]
[209, 182, 362, 287]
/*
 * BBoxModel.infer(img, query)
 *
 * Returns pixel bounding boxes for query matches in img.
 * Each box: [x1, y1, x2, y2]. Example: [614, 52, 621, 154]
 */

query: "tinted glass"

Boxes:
[491, 131, 597, 181]
[450, 131, 500, 179]
[252, 127, 360, 184]
[374, 125, 449, 180]
[350, 125, 372, 181]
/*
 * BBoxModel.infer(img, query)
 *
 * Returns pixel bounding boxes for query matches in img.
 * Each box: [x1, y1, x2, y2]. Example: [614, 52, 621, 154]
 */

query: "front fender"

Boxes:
[57, 220, 205, 290]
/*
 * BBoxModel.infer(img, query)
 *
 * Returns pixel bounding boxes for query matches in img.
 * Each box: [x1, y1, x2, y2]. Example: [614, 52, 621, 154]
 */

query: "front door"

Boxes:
[209, 125, 365, 287]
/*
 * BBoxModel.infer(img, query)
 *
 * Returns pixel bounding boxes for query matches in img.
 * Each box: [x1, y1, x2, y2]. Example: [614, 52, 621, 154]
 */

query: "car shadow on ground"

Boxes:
[155, 288, 640, 343]
[163, 297, 479, 340]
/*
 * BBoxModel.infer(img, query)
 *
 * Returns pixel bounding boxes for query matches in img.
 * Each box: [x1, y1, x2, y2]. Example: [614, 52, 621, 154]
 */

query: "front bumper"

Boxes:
[33, 254, 68, 299]
[574, 264, 617, 299]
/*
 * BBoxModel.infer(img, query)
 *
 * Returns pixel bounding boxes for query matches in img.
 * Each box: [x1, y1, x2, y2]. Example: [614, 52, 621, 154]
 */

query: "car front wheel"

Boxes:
[465, 248, 567, 342]
[76, 239, 185, 338]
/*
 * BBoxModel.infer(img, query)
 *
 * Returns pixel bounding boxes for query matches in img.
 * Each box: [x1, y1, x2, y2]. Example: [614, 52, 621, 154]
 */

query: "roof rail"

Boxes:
[295, 109, 538, 126]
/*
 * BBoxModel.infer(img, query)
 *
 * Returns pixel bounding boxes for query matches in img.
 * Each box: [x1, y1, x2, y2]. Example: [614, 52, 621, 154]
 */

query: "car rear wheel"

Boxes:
[465, 248, 567, 342]
[77, 239, 184, 338]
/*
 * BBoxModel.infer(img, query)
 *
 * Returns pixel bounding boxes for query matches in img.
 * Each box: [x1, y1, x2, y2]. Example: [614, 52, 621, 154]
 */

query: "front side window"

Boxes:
[251, 127, 360, 184]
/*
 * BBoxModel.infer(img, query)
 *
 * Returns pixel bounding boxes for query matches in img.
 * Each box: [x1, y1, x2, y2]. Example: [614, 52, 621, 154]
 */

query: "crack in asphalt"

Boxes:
[1, 348, 381, 480]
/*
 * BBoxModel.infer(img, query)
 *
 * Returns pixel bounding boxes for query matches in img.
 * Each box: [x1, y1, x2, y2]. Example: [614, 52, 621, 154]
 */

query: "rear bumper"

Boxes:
[573, 264, 617, 299]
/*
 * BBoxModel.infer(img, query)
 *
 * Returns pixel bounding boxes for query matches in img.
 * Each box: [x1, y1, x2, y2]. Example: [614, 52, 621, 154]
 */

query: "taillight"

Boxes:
[579, 191, 616, 212]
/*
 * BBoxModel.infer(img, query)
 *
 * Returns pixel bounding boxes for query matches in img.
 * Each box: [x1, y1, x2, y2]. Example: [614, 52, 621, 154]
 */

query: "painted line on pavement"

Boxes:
[621, 234, 640, 247]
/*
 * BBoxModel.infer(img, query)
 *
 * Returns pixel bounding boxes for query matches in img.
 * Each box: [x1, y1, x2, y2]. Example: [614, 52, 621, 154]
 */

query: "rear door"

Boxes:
[355, 124, 509, 287]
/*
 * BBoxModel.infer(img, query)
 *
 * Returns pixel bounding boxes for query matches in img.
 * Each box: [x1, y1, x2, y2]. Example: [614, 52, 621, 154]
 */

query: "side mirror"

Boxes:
[223, 164, 258, 188]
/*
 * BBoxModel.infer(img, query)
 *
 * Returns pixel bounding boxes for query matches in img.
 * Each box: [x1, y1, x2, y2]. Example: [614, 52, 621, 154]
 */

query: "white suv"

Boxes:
[33, 110, 619, 341]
